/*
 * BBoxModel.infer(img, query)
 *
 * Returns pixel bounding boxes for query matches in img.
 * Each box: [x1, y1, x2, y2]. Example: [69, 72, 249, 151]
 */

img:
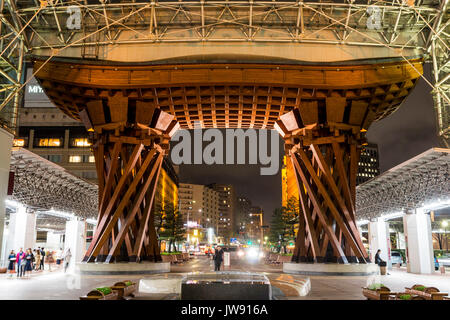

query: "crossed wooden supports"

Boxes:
[276, 113, 370, 264]
[79, 94, 179, 263]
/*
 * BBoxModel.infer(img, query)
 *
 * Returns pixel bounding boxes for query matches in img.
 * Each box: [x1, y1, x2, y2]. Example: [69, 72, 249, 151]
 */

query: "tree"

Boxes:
[269, 207, 285, 253]
[160, 202, 186, 252]
[153, 201, 165, 247]
[268, 197, 300, 253]
[389, 220, 404, 249]
[283, 197, 299, 244]
[173, 210, 186, 250]
[432, 221, 449, 251]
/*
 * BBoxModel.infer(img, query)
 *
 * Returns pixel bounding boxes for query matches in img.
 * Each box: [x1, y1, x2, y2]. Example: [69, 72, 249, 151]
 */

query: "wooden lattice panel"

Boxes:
[33, 58, 422, 130]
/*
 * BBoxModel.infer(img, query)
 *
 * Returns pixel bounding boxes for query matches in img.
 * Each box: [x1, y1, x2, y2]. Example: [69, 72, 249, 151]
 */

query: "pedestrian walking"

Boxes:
[56, 248, 63, 266]
[7, 250, 15, 277]
[25, 249, 33, 277]
[63, 248, 72, 273]
[213, 246, 224, 271]
[39, 247, 46, 270]
[34, 249, 41, 271]
[46, 250, 54, 272]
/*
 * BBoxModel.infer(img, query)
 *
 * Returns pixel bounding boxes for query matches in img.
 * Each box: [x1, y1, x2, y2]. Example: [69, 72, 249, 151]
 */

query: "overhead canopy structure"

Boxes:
[8, 147, 98, 220]
[356, 148, 450, 221]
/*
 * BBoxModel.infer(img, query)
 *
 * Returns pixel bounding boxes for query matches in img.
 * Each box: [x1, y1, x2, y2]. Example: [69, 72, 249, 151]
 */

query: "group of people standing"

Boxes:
[7, 247, 72, 277]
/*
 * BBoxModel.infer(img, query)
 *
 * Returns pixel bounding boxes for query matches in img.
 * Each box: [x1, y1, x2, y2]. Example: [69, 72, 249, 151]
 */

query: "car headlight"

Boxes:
[237, 250, 244, 257]
[259, 252, 264, 258]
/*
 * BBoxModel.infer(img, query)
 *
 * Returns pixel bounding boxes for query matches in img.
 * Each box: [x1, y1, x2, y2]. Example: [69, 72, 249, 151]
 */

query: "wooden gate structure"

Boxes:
[33, 57, 422, 263]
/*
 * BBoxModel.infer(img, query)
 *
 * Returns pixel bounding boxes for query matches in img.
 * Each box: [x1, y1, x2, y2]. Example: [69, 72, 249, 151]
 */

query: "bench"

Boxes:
[161, 254, 183, 264]
[273, 255, 292, 265]
[265, 253, 278, 264]
[182, 252, 190, 261]
[405, 284, 448, 300]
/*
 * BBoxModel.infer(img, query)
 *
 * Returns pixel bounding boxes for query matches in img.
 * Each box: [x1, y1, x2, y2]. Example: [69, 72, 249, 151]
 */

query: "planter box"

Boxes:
[405, 285, 448, 300]
[362, 287, 392, 300]
[112, 281, 138, 299]
[80, 289, 119, 300]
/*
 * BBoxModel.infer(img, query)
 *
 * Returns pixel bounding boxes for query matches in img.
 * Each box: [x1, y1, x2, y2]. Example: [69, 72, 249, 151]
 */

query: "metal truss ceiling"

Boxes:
[0, 0, 448, 143]
[9, 147, 98, 219]
[356, 148, 450, 220]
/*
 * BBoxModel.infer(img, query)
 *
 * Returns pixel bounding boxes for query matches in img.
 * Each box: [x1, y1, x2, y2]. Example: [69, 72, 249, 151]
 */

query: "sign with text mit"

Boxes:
[24, 68, 54, 108]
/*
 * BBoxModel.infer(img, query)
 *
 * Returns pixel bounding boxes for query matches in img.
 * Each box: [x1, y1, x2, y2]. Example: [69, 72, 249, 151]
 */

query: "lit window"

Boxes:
[69, 155, 82, 163]
[13, 139, 25, 147]
[88, 155, 95, 163]
[38, 138, 61, 147]
[73, 138, 91, 147]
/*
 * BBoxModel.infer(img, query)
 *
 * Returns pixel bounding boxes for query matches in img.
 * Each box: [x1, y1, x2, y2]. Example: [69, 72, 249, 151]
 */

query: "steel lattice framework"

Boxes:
[356, 147, 450, 220]
[0, 0, 448, 142]
[9, 147, 98, 218]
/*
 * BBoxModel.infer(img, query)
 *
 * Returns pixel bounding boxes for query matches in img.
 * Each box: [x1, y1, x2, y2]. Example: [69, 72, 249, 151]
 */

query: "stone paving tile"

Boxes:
[1, 257, 448, 300]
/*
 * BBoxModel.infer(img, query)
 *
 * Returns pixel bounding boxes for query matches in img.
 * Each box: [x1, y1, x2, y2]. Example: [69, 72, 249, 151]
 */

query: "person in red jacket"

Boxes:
[16, 248, 26, 278]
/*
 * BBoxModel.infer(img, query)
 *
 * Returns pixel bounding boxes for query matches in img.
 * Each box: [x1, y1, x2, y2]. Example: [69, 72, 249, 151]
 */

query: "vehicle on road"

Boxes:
[437, 254, 450, 267]
[391, 251, 403, 266]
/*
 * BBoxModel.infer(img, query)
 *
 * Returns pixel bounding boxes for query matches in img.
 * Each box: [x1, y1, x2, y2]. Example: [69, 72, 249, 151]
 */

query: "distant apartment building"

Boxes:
[357, 143, 380, 185]
[178, 183, 220, 239]
[207, 183, 236, 239]
[236, 196, 252, 236]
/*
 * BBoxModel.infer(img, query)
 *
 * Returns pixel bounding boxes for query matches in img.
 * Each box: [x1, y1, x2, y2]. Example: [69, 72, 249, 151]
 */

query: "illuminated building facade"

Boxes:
[153, 160, 179, 212]
[281, 155, 299, 207]
[178, 183, 220, 240]
[207, 183, 236, 239]
[357, 143, 380, 185]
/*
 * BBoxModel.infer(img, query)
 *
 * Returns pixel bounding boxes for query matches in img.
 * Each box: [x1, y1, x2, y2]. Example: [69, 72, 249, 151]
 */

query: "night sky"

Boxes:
[174, 64, 441, 225]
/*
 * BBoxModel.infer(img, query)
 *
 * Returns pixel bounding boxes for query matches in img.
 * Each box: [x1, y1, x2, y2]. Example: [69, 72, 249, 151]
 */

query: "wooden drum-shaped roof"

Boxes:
[33, 57, 423, 130]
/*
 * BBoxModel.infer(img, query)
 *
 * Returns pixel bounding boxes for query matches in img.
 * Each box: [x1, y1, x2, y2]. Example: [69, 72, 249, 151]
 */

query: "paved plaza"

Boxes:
[0, 256, 448, 300]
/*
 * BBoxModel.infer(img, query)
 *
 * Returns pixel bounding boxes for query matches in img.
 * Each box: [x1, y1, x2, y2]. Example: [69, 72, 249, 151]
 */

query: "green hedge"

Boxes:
[161, 252, 182, 255]
[434, 250, 450, 258]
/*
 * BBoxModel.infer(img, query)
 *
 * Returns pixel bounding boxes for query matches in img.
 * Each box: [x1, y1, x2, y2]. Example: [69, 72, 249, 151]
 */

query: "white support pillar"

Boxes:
[7, 205, 36, 252]
[64, 219, 86, 273]
[403, 209, 434, 274]
[0, 128, 13, 263]
[369, 218, 392, 269]
[46, 232, 63, 251]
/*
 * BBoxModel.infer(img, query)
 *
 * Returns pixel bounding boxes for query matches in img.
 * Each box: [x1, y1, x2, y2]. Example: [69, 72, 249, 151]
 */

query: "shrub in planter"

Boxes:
[367, 283, 388, 291]
[414, 285, 426, 292]
[96, 287, 112, 295]
[398, 294, 412, 300]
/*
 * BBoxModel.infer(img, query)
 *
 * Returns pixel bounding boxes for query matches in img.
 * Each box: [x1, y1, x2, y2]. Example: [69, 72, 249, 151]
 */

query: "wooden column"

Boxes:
[78, 93, 179, 263]
[276, 111, 370, 264]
